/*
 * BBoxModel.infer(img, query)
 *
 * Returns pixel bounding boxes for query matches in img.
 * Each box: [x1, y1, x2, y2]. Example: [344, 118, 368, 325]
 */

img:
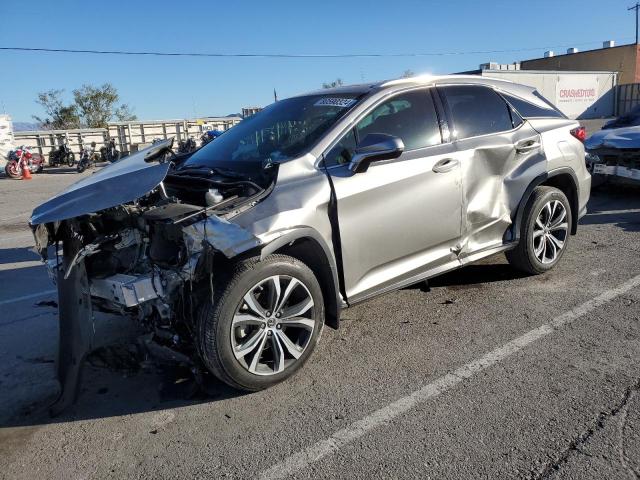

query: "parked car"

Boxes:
[30, 75, 590, 412]
[602, 105, 640, 130]
[585, 125, 640, 186]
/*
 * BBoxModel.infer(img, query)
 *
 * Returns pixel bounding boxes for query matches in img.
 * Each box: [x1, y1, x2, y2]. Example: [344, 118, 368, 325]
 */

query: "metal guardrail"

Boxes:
[14, 117, 242, 163]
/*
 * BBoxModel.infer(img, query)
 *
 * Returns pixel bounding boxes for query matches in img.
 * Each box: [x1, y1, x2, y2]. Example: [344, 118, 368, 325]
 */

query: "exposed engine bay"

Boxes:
[31, 140, 274, 414]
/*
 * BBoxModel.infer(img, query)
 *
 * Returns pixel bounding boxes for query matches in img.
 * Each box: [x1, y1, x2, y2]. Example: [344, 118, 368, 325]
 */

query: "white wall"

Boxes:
[481, 70, 617, 119]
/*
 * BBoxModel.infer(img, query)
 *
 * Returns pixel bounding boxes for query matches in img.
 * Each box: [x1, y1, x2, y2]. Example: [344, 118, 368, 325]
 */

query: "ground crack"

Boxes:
[530, 378, 640, 479]
[619, 389, 640, 480]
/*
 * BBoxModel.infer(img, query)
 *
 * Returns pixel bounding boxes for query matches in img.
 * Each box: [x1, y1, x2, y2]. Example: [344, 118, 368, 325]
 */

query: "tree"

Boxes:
[73, 83, 137, 128]
[33, 83, 137, 130]
[322, 78, 344, 89]
[33, 89, 80, 130]
[401, 69, 415, 78]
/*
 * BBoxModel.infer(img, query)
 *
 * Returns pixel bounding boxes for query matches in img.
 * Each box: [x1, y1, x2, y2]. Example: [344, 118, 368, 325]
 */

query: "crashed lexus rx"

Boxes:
[31, 75, 591, 412]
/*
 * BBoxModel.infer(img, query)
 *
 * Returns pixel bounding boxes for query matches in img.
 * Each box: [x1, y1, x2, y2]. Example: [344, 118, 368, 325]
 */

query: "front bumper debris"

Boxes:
[592, 163, 640, 182]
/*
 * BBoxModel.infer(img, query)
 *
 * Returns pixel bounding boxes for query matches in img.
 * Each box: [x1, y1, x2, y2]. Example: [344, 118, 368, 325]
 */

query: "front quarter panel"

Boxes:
[231, 154, 335, 260]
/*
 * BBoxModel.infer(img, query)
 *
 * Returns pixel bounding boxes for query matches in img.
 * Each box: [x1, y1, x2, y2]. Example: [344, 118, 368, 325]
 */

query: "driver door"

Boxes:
[325, 89, 463, 302]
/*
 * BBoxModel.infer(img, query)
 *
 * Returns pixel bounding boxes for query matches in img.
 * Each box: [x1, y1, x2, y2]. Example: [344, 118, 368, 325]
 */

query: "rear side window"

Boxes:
[502, 92, 566, 119]
[440, 85, 514, 140]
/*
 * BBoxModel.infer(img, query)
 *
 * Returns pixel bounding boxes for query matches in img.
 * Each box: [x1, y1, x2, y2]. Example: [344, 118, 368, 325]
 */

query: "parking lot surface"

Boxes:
[0, 170, 639, 479]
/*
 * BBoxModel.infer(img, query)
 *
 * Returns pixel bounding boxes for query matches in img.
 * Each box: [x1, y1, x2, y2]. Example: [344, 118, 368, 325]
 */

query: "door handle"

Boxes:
[516, 137, 541, 153]
[432, 158, 459, 173]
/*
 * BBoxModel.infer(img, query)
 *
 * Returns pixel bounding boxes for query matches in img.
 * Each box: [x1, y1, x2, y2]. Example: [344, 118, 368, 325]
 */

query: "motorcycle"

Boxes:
[177, 137, 197, 154]
[76, 142, 99, 173]
[100, 138, 120, 163]
[4, 146, 45, 179]
[49, 140, 76, 167]
[200, 129, 223, 146]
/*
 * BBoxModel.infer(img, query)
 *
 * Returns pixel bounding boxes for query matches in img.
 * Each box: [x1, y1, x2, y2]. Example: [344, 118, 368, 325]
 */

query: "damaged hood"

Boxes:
[586, 126, 640, 151]
[31, 140, 173, 225]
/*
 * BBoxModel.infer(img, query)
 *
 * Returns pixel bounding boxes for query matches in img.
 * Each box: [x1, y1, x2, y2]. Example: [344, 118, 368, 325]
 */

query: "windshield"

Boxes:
[180, 94, 362, 175]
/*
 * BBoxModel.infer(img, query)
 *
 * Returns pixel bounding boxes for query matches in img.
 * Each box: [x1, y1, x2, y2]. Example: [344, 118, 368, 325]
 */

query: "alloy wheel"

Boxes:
[532, 200, 568, 264]
[230, 275, 315, 376]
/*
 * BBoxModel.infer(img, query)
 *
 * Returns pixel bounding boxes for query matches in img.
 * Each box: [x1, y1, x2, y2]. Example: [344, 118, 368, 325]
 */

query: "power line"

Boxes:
[0, 39, 633, 59]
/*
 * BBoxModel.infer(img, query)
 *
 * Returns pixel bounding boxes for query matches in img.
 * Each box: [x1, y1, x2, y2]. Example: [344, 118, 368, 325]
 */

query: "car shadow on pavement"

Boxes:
[581, 185, 640, 233]
[0, 246, 41, 263]
[0, 350, 246, 429]
[419, 262, 530, 291]
[0, 245, 245, 429]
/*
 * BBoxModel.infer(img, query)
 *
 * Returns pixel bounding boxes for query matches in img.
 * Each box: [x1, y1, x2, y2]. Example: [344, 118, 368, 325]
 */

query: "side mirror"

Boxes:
[349, 133, 404, 173]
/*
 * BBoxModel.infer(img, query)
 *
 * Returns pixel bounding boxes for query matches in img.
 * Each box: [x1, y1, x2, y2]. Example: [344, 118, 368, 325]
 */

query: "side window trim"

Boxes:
[434, 87, 454, 142]
[429, 88, 449, 144]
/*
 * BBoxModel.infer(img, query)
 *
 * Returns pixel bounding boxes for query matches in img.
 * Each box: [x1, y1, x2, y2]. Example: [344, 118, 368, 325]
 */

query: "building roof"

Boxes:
[521, 42, 635, 63]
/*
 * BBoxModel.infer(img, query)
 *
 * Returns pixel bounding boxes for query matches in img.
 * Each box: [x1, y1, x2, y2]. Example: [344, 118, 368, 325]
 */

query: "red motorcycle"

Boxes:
[4, 146, 44, 179]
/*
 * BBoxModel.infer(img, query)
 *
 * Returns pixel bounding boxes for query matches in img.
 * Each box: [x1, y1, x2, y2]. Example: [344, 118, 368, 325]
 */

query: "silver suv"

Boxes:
[31, 75, 590, 408]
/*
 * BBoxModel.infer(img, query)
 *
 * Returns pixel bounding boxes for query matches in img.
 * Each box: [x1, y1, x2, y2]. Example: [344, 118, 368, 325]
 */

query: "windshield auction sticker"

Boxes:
[314, 98, 357, 108]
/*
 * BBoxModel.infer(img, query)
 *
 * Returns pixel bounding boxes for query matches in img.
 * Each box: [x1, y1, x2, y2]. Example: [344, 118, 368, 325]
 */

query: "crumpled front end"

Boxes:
[31, 149, 272, 415]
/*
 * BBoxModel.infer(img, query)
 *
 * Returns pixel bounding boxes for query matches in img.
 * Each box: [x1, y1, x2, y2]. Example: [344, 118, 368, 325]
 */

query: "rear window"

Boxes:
[502, 92, 566, 119]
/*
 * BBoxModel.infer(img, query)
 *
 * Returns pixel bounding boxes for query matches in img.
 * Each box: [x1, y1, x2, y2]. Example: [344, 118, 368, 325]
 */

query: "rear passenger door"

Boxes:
[437, 84, 547, 256]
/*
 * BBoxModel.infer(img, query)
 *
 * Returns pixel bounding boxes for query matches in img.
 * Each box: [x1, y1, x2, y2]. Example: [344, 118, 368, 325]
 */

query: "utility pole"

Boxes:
[630, 3, 640, 44]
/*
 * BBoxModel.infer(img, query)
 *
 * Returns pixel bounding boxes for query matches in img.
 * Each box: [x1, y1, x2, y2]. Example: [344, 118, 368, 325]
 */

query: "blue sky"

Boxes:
[0, 0, 634, 122]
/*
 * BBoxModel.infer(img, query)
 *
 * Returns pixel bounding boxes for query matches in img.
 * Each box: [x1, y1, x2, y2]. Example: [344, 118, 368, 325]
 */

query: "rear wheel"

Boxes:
[506, 186, 572, 275]
[198, 255, 324, 391]
[66, 152, 76, 167]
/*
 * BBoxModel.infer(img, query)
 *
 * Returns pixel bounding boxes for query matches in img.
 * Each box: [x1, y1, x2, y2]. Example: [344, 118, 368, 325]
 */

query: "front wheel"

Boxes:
[506, 186, 572, 275]
[76, 160, 86, 173]
[66, 152, 76, 167]
[198, 255, 324, 391]
[5, 160, 22, 179]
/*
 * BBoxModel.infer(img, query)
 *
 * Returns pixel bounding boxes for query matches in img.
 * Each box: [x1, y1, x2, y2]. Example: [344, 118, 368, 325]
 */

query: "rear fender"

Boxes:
[507, 167, 580, 244]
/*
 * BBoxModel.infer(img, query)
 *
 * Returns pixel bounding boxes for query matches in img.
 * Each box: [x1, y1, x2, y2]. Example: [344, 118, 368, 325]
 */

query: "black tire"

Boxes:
[5, 161, 22, 179]
[506, 186, 572, 275]
[76, 160, 86, 173]
[198, 254, 324, 391]
[66, 152, 76, 167]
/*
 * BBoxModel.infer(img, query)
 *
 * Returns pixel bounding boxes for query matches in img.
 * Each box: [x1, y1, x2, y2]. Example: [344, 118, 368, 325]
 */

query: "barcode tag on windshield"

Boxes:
[314, 98, 356, 108]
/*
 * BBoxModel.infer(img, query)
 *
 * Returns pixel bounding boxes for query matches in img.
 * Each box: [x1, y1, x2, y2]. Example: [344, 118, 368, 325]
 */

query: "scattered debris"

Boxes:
[24, 356, 54, 364]
[441, 299, 455, 305]
[34, 300, 58, 308]
[86, 344, 144, 374]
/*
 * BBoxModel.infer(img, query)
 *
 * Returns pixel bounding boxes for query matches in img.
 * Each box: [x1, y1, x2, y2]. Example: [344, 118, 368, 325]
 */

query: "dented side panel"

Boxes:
[457, 123, 547, 255]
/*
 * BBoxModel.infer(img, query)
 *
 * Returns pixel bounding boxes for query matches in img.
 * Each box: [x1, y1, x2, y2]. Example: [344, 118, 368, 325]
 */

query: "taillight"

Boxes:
[570, 126, 586, 143]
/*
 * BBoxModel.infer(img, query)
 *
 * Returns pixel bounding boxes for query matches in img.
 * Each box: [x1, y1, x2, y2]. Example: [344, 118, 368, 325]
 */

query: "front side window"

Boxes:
[441, 85, 514, 140]
[356, 90, 442, 150]
[324, 129, 357, 167]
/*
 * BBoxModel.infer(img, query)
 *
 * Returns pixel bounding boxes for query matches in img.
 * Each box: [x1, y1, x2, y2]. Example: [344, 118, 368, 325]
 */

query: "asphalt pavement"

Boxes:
[0, 169, 639, 480]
